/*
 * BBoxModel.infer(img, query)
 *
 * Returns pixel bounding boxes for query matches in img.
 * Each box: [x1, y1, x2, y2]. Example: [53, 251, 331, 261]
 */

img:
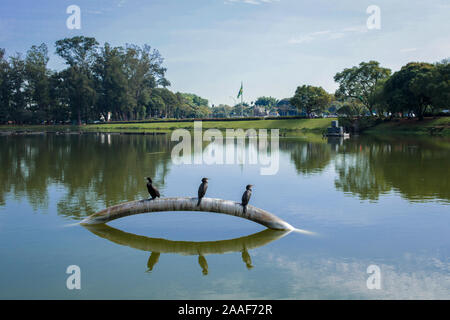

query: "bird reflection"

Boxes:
[241, 248, 253, 270]
[146, 252, 160, 272]
[83, 224, 291, 275]
[198, 255, 208, 276]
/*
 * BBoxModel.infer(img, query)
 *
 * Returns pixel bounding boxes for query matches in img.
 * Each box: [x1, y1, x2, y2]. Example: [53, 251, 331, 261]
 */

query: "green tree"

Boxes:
[148, 88, 178, 118]
[211, 104, 232, 118]
[147, 94, 165, 118]
[122, 44, 169, 120]
[336, 98, 366, 117]
[369, 78, 389, 116]
[175, 92, 210, 118]
[55, 36, 99, 124]
[25, 44, 51, 123]
[255, 96, 278, 108]
[93, 43, 128, 121]
[48, 71, 70, 122]
[334, 61, 391, 116]
[429, 59, 450, 111]
[290, 85, 331, 117]
[0, 49, 11, 122]
[383, 62, 435, 120]
[8, 54, 29, 123]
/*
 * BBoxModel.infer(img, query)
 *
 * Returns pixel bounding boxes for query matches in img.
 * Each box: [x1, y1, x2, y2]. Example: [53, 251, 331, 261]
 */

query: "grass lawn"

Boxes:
[83, 118, 335, 133]
[0, 118, 333, 135]
[2, 117, 449, 136]
[365, 117, 450, 136]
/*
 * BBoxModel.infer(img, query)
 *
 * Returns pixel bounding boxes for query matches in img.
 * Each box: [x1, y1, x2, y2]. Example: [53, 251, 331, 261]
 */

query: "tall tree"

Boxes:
[334, 61, 391, 116]
[8, 54, 28, 123]
[429, 59, 450, 111]
[25, 44, 51, 123]
[93, 43, 128, 121]
[122, 44, 170, 120]
[55, 36, 98, 124]
[0, 49, 11, 122]
[383, 62, 435, 120]
[48, 71, 70, 122]
[290, 85, 331, 117]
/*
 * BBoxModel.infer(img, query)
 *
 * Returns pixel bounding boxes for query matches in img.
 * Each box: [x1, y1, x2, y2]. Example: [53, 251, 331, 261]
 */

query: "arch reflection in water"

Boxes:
[83, 224, 291, 275]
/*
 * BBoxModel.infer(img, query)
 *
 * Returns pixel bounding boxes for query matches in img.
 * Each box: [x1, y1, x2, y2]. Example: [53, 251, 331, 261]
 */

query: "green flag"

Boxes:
[237, 82, 243, 99]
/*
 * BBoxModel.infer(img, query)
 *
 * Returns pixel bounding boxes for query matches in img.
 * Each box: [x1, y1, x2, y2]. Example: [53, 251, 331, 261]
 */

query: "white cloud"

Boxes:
[267, 253, 450, 299]
[289, 25, 368, 45]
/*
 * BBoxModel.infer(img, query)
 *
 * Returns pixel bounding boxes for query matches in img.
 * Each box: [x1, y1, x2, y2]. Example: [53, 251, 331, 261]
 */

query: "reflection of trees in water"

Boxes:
[334, 151, 391, 201]
[334, 136, 450, 202]
[0, 134, 174, 218]
[1, 133, 449, 221]
[279, 139, 332, 175]
[0, 135, 52, 209]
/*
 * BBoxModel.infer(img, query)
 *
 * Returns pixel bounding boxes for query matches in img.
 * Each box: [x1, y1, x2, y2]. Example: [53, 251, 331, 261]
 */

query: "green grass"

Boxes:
[365, 117, 450, 136]
[0, 118, 333, 137]
[85, 118, 334, 133]
[2, 116, 449, 136]
[0, 118, 334, 136]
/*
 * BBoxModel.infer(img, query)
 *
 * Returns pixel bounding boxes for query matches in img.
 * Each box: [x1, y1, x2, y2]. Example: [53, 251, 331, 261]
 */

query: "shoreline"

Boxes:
[1, 117, 449, 136]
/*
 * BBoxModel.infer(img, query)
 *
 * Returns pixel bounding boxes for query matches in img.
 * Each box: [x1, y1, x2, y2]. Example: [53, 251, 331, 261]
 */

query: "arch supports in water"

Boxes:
[80, 197, 294, 231]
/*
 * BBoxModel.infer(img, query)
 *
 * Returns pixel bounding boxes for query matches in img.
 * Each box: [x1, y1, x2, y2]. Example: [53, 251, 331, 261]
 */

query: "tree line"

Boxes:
[1, 36, 448, 124]
[289, 60, 449, 120]
[0, 36, 211, 125]
[211, 59, 448, 120]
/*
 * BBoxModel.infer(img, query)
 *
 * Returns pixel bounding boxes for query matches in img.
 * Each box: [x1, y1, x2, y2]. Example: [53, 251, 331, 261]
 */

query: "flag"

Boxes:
[237, 82, 243, 99]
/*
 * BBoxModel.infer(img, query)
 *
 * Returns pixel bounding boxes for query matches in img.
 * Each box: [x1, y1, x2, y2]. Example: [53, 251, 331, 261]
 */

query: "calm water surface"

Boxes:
[0, 133, 449, 299]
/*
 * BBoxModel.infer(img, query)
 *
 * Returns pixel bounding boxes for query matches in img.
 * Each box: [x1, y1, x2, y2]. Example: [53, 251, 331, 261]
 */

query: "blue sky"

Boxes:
[1, 0, 449, 106]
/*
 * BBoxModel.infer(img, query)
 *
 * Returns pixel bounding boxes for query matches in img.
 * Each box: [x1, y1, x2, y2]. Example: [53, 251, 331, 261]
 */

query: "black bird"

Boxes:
[241, 184, 253, 214]
[146, 177, 160, 200]
[197, 178, 209, 206]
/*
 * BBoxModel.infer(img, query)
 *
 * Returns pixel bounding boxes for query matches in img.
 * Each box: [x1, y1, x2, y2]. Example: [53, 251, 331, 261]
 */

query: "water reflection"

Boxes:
[279, 138, 332, 175]
[0, 134, 174, 217]
[334, 136, 450, 202]
[0, 133, 449, 218]
[83, 224, 291, 275]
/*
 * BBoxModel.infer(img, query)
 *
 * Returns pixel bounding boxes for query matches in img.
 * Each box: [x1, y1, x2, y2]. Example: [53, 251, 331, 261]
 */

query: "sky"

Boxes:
[0, 0, 449, 106]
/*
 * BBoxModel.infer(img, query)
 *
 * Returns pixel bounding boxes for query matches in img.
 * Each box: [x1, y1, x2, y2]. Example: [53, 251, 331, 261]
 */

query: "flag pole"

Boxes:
[241, 81, 243, 117]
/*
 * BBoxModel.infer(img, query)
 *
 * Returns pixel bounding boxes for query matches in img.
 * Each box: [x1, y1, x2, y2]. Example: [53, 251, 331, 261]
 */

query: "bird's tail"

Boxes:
[197, 198, 202, 206]
[243, 205, 247, 214]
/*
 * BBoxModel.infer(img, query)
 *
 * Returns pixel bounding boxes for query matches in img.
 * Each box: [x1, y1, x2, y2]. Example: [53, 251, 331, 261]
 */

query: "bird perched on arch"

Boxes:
[241, 184, 253, 214]
[146, 177, 160, 200]
[197, 178, 209, 206]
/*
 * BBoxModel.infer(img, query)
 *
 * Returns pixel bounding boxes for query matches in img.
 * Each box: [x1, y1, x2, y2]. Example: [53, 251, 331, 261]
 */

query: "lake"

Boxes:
[0, 132, 449, 299]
